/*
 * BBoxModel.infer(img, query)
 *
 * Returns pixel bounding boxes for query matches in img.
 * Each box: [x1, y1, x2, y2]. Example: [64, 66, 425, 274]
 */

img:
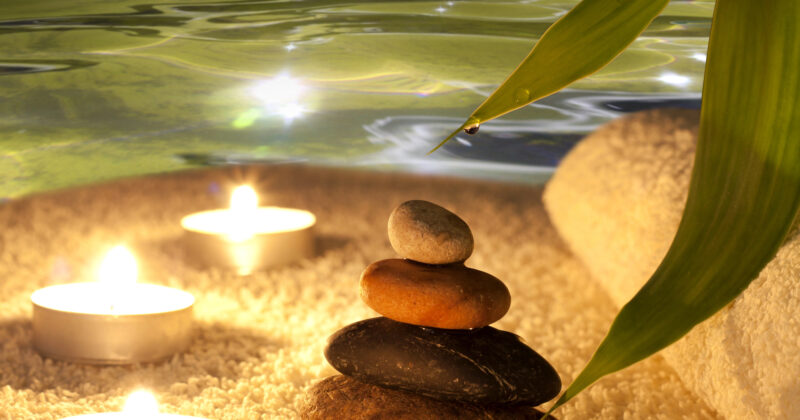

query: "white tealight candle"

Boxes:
[32, 246, 194, 364]
[61, 390, 209, 420]
[181, 185, 316, 274]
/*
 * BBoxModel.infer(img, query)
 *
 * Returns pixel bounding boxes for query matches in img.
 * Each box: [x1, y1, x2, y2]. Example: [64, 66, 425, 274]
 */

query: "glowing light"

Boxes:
[123, 390, 160, 416]
[99, 246, 137, 287]
[228, 186, 259, 242]
[277, 103, 306, 122]
[231, 185, 258, 211]
[435, 6, 446, 12]
[252, 75, 306, 105]
[692, 52, 707, 62]
[98, 245, 138, 313]
[657, 72, 691, 88]
[285, 43, 297, 52]
[250, 75, 310, 123]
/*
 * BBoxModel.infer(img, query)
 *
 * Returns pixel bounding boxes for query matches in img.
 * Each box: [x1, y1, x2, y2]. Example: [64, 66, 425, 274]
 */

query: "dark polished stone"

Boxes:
[324, 317, 561, 405]
[301, 375, 553, 420]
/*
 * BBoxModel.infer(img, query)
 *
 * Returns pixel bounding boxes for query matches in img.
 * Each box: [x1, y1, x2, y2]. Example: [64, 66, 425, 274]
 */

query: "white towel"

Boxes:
[544, 108, 800, 420]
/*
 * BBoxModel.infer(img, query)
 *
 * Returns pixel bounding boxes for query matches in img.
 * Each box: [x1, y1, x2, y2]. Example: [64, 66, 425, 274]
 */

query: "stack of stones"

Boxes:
[302, 200, 561, 419]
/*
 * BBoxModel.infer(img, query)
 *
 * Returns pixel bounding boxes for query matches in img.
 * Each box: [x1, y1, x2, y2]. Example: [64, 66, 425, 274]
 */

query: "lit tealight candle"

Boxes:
[61, 390, 208, 419]
[31, 246, 194, 364]
[181, 185, 316, 274]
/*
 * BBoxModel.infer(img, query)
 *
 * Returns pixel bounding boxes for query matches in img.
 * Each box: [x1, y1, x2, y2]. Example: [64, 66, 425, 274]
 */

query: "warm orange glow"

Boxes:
[99, 245, 138, 286]
[228, 186, 259, 242]
[230, 185, 258, 211]
[123, 390, 159, 415]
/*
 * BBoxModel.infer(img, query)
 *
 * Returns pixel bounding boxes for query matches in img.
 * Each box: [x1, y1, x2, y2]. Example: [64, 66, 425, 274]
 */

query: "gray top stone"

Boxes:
[388, 200, 474, 264]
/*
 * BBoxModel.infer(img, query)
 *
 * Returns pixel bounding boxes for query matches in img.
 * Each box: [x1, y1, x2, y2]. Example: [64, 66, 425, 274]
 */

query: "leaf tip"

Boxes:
[428, 126, 462, 155]
[428, 118, 479, 155]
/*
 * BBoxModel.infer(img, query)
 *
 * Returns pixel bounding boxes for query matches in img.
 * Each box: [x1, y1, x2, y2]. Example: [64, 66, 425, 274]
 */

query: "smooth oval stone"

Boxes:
[301, 375, 552, 420]
[324, 317, 561, 405]
[360, 259, 510, 329]
[388, 200, 474, 264]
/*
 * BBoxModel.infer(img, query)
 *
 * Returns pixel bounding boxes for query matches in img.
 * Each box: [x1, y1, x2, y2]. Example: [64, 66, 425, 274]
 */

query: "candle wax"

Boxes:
[181, 206, 315, 239]
[32, 283, 194, 315]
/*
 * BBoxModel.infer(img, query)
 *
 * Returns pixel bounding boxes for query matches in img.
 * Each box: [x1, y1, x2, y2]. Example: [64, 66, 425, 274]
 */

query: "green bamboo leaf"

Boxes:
[430, 0, 668, 153]
[549, 0, 800, 414]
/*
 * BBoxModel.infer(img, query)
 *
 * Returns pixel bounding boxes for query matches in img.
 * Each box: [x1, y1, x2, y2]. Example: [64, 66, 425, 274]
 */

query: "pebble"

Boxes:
[360, 259, 510, 329]
[324, 317, 561, 405]
[388, 200, 474, 264]
[301, 375, 552, 420]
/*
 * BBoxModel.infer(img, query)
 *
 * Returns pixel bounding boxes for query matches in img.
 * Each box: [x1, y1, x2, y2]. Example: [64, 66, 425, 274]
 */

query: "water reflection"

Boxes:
[658, 72, 692, 88]
[0, 59, 97, 75]
[358, 91, 699, 173]
[0, 0, 713, 197]
[249, 75, 310, 124]
[251, 75, 307, 105]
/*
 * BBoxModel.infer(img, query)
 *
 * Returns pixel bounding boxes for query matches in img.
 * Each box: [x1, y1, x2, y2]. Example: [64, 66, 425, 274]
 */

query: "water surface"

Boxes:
[0, 0, 712, 197]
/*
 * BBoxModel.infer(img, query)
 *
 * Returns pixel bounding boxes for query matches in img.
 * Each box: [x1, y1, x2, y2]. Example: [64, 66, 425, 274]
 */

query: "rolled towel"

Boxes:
[543, 108, 800, 420]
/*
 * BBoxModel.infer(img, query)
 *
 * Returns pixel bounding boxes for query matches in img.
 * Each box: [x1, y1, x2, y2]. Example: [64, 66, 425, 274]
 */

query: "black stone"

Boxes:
[324, 317, 561, 405]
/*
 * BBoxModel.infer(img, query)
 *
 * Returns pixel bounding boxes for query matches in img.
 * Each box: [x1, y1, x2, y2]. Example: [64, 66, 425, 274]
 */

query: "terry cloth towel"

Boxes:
[544, 108, 800, 420]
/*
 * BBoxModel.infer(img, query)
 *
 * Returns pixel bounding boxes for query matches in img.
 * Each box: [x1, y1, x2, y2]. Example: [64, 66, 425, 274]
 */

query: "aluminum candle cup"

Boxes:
[180, 186, 316, 274]
[181, 206, 316, 274]
[31, 246, 195, 365]
[31, 283, 194, 365]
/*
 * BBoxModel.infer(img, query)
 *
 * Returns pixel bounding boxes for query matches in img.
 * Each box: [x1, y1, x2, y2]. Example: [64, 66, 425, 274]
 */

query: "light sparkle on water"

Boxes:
[658, 72, 691, 88]
[247, 74, 309, 125]
[276, 103, 306, 123]
[252, 75, 306, 104]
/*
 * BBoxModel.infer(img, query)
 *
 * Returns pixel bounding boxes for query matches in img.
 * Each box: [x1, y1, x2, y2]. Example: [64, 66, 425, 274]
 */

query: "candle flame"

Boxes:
[230, 185, 258, 211]
[228, 186, 259, 242]
[123, 390, 160, 415]
[99, 246, 138, 286]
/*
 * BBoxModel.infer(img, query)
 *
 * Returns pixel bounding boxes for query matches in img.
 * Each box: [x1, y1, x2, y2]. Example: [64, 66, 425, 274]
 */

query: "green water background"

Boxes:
[0, 0, 712, 198]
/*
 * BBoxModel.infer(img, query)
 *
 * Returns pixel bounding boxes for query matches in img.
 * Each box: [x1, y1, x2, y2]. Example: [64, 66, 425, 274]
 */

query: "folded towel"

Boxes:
[543, 108, 800, 420]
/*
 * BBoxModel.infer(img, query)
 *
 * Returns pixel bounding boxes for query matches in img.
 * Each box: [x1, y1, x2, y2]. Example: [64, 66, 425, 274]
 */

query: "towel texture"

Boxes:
[544, 108, 800, 420]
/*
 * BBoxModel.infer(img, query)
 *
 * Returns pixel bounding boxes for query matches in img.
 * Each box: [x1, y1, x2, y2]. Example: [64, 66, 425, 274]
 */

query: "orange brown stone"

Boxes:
[301, 375, 550, 420]
[359, 259, 510, 329]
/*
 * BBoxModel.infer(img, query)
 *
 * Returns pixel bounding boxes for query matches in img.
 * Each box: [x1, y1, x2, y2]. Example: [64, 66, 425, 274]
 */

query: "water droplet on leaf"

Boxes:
[464, 123, 480, 135]
[514, 88, 531, 104]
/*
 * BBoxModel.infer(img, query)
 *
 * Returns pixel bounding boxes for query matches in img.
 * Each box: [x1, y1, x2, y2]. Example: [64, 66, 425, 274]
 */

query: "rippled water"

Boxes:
[0, 0, 712, 197]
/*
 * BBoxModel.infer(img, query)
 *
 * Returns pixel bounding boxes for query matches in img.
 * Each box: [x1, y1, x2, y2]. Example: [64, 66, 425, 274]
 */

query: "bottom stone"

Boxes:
[301, 375, 552, 420]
